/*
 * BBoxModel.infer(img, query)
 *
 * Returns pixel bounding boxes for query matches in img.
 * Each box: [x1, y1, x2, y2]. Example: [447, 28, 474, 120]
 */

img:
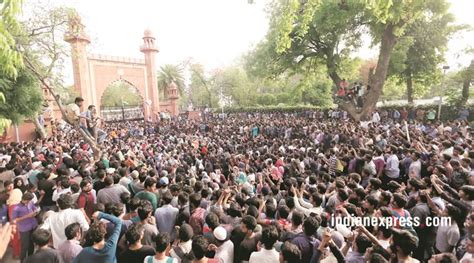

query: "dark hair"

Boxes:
[242, 215, 257, 232]
[278, 205, 290, 219]
[125, 223, 144, 244]
[281, 241, 302, 262]
[205, 212, 220, 230]
[337, 189, 348, 202]
[32, 229, 51, 247]
[154, 233, 170, 253]
[191, 235, 209, 260]
[392, 193, 407, 209]
[178, 224, 194, 242]
[436, 253, 458, 263]
[189, 193, 202, 208]
[366, 195, 379, 209]
[105, 202, 124, 217]
[87, 221, 107, 244]
[74, 97, 84, 104]
[104, 176, 114, 186]
[137, 200, 153, 221]
[291, 211, 304, 226]
[369, 178, 382, 190]
[355, 234, 372, 254]
[460, 185, 474, 201]
[65, 222, 81, 240]
[368, 253, 388, 263]
[22, 192, 34, 201]
[144, 177, 157, 189]
[303, 216, 319, 236]
[261, 225, 279, 249]
[57, 194, 74, 210]
[161, 191, 173, 205]
[391, 229, 418, 256]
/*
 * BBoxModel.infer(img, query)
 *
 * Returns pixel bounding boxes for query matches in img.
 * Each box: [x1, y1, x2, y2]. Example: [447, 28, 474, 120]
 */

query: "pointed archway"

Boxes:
[64, 14, 164, 120]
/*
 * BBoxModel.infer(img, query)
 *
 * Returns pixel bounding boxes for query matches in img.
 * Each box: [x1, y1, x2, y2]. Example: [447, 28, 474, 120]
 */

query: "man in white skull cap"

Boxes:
[209, 226, 234, 263]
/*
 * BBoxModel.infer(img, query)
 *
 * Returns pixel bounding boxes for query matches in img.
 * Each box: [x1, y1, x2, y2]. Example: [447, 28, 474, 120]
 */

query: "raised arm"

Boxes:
[94, 212, 122, 249]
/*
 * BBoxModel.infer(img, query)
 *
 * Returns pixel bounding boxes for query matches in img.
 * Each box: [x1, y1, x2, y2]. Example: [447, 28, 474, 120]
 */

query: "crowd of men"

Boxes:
[0, 102, 472, 263]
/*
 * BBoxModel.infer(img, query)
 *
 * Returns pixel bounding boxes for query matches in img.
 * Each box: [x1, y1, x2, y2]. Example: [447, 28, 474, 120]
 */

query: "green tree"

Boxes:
[157, 64, 185, 100]
[0, 0, 24, 133]
[253, 0, 454, 120]
[0, 69, 43, 124]
[101, 81, 142, 107]
[388, 0, 461, 103]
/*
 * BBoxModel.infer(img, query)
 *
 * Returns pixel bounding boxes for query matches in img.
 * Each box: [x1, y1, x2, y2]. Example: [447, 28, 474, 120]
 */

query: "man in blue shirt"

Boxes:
[73, 211, 122, 263]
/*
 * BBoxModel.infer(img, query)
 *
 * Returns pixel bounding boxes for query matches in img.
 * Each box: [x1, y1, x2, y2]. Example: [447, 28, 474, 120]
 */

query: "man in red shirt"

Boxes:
[77, 179, 95, 222]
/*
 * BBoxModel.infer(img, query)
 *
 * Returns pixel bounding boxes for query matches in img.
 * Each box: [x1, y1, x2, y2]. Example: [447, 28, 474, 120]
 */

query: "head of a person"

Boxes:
[74, 97, 84, 107]
[88, 220, 107, 245]
[205, 212, 220, 231]
[125, 223, 144, 245]
[189, 193, 202, 210]
[364, 195, 379, 212]
[161, 190, 173, 205]
[191, 235, 209, 260]
[32, 229, 52, 248]
[104, 175, 114, 186]
[21, 192, 34, 205]
[154, 233, 170, 254]
[65, 222, 82, 241]
[291, 211, 304, 227]
[261, 225, 279, 250]
[390, 229, 418, 258]
[280, 241, 302, 263]
[212, 226, 227, 245]
[80, 178, 93, 193]
[428, 253, 459, 263]
[303, 216, 319, 237]
[241, 215, 257, 235]
[4, 180, 13, 191]
[137, 200, 153, 221]
[391, 193, 407, 209]
[179, 224, 194, 242]
[144, 177, 157, 192]
[354, 233, 372, 254]
[57, 193, 74, 210]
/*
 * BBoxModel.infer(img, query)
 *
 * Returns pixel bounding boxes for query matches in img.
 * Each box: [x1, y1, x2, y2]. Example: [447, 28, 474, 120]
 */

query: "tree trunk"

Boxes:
[406, 69, 414, 104]
[32, 113, 47, 139]
[339, 23, 399, 121]
[24, 57, 102, 161]
[460, 59, 473, 106]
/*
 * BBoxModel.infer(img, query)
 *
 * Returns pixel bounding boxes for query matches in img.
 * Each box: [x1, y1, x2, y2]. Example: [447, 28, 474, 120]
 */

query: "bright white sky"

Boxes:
[47, 0, 473, 85]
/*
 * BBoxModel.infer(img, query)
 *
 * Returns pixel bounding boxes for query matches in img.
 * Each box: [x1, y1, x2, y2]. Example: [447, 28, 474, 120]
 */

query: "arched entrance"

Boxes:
[64, 14, 181, 121]
[100, 80, 144, 122]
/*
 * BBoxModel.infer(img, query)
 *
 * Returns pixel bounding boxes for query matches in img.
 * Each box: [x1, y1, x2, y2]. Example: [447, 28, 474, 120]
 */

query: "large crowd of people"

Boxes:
[0, 101, 473, 263]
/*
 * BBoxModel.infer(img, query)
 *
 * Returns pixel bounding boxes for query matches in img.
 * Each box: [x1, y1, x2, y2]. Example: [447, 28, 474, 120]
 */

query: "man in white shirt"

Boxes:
[372, 110, 381, 123]
[210, 226, 234, 263]
[249, 225, 279, 263]
[408, 152, 422, 179]
[52, 177, 72, 202]
[65, 97, 89, 125]
[41, 194, 89, 248]
[384, 145, 400, 180]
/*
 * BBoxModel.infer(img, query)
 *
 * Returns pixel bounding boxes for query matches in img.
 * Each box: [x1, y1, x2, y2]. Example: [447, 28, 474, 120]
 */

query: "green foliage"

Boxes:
[0, 0, 23, 78]
[157, 64, 185, 100]
[388, 0, 461, 101]
[101, 81, 142, 107]
[56, 85, 80, 105]
[0, 69, 43, 124]
[0, 0, 23, 133]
